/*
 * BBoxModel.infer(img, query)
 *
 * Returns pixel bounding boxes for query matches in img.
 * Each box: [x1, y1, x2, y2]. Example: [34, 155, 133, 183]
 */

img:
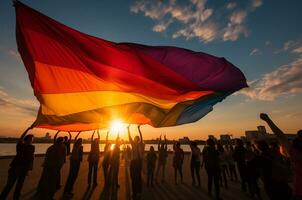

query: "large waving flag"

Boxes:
[15, 1, 247, 131]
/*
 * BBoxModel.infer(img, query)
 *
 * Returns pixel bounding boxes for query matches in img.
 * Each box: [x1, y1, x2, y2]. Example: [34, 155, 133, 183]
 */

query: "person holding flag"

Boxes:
[128, 125, 145, 200]
[0, 127, 35, 200]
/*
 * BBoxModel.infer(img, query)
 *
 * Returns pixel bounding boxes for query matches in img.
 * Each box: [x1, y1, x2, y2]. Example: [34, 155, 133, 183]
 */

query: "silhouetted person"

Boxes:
[254, 139, 292, 200]
[64, 132, 83, 196]
[128, 125, 145, 200]
[36, 136, 66, 199]
[225, 145, 238, 181]
[0, 127, 34, 200]
[102, 131, 111, 187]
[155, 135, 168, 183]
[173, 142, 184, 184]
[110, 134, 121, 189]
[52, 131, 68, 190]
[233, 139, 248, 192]
[217, 143, 228, 188]
[87, 131, 100, 187]
[245, 142, 262, 199]
[146, 146, 157, 187]
[202, 138, 221, 200]
[189, 139, 201, 187]
[260, 113, 302, 199]
[63, 132, 71, 156]
[124, 145, 132, 165]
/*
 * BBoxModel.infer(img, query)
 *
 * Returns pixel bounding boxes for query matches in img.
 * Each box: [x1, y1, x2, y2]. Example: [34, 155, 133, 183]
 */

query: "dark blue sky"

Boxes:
[0, 0, 301, 138]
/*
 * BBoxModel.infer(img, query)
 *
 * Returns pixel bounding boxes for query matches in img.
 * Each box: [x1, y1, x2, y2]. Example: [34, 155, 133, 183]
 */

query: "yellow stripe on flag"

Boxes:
[39, 91, 181, 115]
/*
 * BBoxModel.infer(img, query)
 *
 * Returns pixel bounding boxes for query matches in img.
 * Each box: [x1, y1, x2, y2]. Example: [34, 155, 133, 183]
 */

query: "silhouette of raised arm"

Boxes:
[53, 131, 60, 143]
[127, 125, 133, 144]
[260, 113, 290, 152]
[18, 126, 33, 143]
[68, 131, 72, 142]
[105, 130, 109, 144]
[75, 131, 81, 141]
[91, 130, 96, 142]
[97, 129, 101, 140]
[138, 125, 143, 143]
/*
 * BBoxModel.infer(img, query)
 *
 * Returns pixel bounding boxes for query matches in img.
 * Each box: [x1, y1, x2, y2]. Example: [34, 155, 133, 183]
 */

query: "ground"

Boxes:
[0, 153, 268, 200]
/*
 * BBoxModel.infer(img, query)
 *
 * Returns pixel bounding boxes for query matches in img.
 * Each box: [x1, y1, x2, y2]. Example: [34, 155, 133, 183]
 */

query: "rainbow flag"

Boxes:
[15, 2, 247, 131]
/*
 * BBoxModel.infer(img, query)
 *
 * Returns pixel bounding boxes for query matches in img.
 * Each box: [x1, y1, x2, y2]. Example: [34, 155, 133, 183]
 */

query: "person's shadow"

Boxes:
[80, 185, 96, 200]
[99, 168, 118, 200]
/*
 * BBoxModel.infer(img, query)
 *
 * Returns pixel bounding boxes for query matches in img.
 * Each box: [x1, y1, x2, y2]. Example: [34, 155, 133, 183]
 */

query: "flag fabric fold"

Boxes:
[15, 1, 247, 131]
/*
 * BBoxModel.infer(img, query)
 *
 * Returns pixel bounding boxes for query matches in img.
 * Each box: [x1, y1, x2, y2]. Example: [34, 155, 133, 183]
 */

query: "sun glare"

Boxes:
[110, 144, 115, 151]
[110, 119, 124, 134]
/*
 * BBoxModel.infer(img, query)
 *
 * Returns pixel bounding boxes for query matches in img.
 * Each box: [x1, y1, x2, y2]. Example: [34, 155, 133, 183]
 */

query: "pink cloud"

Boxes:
[131, 0, 262, 43]
[240, 57, 302, 100]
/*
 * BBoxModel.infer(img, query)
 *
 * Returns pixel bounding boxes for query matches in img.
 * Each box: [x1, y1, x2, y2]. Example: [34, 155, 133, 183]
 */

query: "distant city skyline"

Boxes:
[0, 0, 301, 139]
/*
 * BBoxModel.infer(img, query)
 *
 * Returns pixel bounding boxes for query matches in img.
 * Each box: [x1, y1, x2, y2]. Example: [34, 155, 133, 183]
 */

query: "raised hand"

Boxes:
[260, 113, 270, 121]
[75, 131, 81, 141]
[19, 125, 33, 141]
[138, 125, 143, 142]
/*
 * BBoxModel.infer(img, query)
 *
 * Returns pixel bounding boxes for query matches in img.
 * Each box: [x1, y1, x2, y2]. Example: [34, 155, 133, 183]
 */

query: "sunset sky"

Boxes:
[0, 0, 301, 140]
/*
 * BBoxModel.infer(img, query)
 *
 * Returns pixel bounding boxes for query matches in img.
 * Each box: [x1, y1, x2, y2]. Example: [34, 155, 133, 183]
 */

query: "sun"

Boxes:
[110, 144, 115, 151]
[110, 119, 124, 134]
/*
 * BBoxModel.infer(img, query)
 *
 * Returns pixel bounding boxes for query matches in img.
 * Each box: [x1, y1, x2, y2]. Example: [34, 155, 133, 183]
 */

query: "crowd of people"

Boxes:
[0, 113, 301, 200]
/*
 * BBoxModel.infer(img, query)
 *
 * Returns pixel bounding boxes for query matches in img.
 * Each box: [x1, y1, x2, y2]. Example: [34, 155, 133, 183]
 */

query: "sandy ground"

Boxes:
[0, 153, 269, 200]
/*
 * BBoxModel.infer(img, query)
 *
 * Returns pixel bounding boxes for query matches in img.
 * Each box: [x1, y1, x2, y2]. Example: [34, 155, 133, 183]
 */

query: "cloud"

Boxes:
[251, 0, 263, 8]
[0, 87, 39, 137]
[240, 57, 302, 100]
[265, 41, 271, 46]
[283, 40, 298, 51]
[292, 46, 302, 54]
[249, 48, 261, 56]
[223, 10, 248, 41]
[0, 86, 38, 116]
[274, 40, 300, 54]
[285, 112, 302, 119]
[8, 50, 22, 62]
[130, 0, 262, 43]
[152, 19, 173, 32]
[226, 2, 237, 10]
[172, 22, 217, 42]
